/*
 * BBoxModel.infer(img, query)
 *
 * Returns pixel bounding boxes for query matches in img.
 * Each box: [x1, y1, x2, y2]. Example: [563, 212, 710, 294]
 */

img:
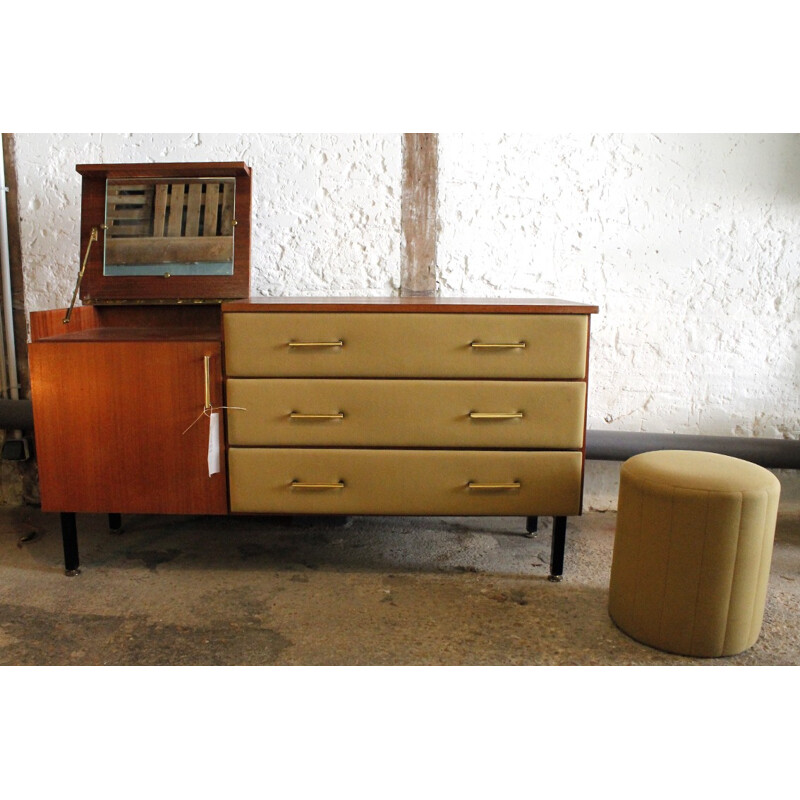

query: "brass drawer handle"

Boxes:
[469, 412, 524, 420]
[289, 412, 345, 420]
[290, 481, 345, 490]
[467, 481, 522, 490]
[287, 340, 344, 348]
[470, 341, 526, 349]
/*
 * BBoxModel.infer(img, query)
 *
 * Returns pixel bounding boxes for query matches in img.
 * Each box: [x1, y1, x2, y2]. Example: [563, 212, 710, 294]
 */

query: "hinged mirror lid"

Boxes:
[74, 162, 251, 305]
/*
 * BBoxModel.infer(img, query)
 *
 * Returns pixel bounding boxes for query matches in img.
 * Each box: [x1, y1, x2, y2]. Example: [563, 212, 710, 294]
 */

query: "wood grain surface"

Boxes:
[221, 296, 600, 314]
[29, 339, 228, 514]
[30, 306, 222, 341]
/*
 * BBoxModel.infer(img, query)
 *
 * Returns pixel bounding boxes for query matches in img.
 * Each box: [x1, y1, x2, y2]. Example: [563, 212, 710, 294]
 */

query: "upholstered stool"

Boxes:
[608, 450, 780, 657]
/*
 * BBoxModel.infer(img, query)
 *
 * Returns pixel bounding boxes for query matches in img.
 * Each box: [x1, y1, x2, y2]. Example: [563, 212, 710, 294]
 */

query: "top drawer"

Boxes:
[224, 312, 589, 379]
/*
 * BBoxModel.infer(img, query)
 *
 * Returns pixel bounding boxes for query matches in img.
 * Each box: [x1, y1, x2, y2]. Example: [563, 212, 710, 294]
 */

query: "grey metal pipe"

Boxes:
[0, 399, 32, 430]
[586, 429, 800, 469]
[2, 404, 798, 468]
[0, 150, 19, 404]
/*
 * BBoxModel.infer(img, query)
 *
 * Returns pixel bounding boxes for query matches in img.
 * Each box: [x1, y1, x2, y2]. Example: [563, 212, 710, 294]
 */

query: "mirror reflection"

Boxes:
[103, 177, 236, 276]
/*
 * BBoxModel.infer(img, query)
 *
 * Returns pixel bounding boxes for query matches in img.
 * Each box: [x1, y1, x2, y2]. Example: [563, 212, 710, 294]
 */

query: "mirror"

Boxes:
[103, 177, 236, 276]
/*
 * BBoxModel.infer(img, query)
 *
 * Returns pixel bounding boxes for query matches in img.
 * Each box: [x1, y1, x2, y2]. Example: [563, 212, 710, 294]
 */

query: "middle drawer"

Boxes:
[226, 378, 586, 449]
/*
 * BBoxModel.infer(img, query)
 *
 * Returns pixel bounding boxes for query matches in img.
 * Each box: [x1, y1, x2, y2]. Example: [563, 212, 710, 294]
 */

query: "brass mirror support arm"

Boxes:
[63, 225, 106, 324]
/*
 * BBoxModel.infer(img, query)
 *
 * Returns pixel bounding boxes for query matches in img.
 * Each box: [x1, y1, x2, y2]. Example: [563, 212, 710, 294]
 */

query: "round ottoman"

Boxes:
[608, 450, 780, 657]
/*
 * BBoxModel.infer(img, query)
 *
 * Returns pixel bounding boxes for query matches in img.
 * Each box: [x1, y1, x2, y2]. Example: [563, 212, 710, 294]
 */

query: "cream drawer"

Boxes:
[228, 448, 583, 516]
[226, 378, 586, 449]
[223, 313, 588, 379]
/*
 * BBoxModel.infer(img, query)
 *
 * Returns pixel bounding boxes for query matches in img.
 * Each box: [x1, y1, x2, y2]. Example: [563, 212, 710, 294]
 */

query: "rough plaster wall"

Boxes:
[13, 133, 402, 313]
[437, 133, 800, 510]
[438, 133, 800, 440]
[8, 132, 799, 510]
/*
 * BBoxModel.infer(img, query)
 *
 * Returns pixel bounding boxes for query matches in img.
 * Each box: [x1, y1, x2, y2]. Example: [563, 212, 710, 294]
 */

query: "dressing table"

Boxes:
[28, 162, 598, 580]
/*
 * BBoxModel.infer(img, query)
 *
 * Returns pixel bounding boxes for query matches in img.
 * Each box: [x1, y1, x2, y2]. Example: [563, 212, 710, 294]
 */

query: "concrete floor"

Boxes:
[0, 505, 798, 665]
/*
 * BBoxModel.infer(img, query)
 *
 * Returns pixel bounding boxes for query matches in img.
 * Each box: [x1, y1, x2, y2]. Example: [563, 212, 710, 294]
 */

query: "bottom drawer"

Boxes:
[228, 448, 583, 516]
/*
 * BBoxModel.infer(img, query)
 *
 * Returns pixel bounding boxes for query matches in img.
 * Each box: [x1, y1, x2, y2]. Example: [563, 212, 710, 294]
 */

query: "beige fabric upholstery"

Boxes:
[229, 448, 584, 516]
[608, 450, 780, 657]
[226, 378, 586, 449]
[223, 312, 588, 379]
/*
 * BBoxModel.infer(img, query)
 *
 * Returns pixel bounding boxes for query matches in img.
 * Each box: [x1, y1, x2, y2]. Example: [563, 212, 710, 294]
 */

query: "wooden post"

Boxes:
[401, 133, 438, 297]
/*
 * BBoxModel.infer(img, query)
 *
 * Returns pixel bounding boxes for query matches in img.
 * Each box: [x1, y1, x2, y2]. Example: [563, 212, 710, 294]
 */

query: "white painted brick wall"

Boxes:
[438, 133, 800, 442]
[8, 132, 799, 509]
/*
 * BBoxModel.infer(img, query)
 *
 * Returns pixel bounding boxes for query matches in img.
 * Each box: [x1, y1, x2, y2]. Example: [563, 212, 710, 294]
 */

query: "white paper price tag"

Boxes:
[208, 412, 220, 476]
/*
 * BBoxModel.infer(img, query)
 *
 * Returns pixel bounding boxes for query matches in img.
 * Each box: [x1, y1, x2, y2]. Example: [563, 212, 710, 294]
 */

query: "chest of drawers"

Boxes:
[30, 297, 597, 581]
[221, 297, 597, 580]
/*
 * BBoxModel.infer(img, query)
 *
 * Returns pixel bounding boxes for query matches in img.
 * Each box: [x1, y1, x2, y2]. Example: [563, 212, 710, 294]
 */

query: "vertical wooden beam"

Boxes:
[401, 133, 438, 297]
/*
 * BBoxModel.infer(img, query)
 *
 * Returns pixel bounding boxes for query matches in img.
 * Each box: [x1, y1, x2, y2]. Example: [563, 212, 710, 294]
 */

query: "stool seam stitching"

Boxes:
[629, 474, 765, 495]
[631, 483, 646, 629]
[721, 491, 745, 655]
[689, 492, 710, 654]
[656, 487, 675, 645]
[748, 489, 771, 644]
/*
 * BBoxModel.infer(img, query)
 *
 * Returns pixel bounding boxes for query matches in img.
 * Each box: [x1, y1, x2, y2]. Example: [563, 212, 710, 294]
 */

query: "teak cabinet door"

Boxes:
[30, 340, 228, 515]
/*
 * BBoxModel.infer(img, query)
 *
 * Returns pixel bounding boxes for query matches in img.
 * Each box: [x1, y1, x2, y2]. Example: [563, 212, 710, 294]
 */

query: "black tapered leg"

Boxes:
[549, 515, 567, 582]
[525, 516, 538, 537]
[60, 512, 80, 576]
[108, 513, 122, 533]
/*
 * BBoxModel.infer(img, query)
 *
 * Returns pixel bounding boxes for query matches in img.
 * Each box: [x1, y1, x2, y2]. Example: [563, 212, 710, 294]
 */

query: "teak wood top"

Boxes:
[29, 305, 222, 342]
[30, 297, 598, 344]
[31, 327, 221, 343]
[221, 297, 599, 314]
